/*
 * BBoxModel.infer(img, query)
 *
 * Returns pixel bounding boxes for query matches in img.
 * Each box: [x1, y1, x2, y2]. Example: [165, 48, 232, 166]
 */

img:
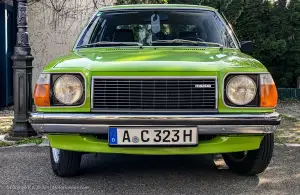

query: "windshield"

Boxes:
[75, 10, 237, 48]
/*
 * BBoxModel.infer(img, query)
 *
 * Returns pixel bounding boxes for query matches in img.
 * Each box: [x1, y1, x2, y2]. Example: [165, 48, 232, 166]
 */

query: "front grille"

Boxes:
[92, 77, 217, 112]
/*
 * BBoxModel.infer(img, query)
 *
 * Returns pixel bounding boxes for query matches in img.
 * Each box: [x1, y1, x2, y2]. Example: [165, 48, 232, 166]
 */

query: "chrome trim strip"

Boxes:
[75, 46, 239, 50]
[92, 76, 217, 79]
[91, 76, 95, 109]
[91, 76, 218, 110]
[32, 124, 108, 134]
[140, 46, 237, 49]
[197, 125, 277, 134]
[31, 123, 277, 135]
[30, 112, 280, 121]
[36, 72, 87, 108]
[30, 112, 280, 127]
[90, 109, 218, 113]
[215, 76, 218, 109]
[101, 7, 218, 11]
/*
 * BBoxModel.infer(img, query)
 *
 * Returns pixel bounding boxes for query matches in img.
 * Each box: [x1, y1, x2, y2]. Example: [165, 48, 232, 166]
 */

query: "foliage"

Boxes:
[15, 138, 44, 145]
[116, 0, 300, 87]
[0, 138, 44, 147]
[0, 141, 12, 147]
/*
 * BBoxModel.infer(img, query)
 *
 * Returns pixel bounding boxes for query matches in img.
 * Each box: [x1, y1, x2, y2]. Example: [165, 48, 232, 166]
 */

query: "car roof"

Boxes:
[99, 4, 216, 12]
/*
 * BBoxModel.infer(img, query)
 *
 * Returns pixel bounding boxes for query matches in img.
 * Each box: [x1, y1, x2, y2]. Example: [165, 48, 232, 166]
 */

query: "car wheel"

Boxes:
[222, 134, 274, 176]
[50, 147, 82, 177]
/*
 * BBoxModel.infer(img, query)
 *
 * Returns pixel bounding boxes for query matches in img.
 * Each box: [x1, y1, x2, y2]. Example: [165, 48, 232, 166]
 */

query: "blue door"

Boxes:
[0, 4, 14, 107]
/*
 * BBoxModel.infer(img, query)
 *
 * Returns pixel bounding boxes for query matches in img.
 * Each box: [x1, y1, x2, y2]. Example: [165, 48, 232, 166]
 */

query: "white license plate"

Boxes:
[108, 127, 198, 146]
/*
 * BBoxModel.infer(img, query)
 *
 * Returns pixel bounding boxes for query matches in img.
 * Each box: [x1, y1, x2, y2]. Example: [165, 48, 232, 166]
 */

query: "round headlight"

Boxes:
[54, 75, 83, 105]
[226, 75, 257, 105]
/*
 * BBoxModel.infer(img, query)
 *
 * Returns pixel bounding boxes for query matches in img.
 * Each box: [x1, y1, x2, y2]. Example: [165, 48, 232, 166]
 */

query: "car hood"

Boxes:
[50, 47, 266, 72]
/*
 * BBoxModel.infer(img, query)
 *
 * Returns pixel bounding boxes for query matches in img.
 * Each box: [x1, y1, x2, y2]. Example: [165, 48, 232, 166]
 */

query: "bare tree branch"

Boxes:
[49, 0, 67, 12]
[93, 0, 98, 8]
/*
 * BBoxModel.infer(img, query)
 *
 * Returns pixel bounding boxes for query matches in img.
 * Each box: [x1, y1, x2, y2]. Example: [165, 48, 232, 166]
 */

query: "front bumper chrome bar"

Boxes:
[29, 112, 280, 135]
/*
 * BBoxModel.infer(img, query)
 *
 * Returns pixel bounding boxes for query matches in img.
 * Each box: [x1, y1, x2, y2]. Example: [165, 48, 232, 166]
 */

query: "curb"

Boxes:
[16, 143, 37, 147]
[0, 134, 15, 145]
[0, 142, 50, 148]
[38, 139, 50, 147]
[275, 143, 300, 147]
[0, 116, 13, 119]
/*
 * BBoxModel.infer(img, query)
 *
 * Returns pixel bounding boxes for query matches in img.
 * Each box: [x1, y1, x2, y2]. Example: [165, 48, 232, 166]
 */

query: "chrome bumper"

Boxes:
[29, 112, 280, 135]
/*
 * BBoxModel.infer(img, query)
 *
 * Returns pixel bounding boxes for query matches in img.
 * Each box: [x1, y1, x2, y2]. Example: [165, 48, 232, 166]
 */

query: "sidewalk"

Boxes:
[276, 100, 300, 143]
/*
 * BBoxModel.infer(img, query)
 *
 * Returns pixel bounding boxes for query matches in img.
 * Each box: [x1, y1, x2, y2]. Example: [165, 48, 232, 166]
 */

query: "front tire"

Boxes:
[222, 134, 274, 176]
[50, 147, 82, 177]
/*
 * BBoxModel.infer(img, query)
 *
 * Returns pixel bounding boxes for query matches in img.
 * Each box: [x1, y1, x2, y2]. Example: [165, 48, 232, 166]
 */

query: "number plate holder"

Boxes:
[108, 127, 198, 146]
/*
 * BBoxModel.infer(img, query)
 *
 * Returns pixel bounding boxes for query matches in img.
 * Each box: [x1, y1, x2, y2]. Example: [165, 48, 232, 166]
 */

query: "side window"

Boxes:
[79, 16, 101, 46]
[213, 13, 235, 48]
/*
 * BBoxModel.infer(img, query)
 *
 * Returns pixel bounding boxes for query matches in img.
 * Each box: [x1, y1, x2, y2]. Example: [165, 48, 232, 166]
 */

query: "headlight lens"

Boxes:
[54, 75, 83, 105]
[226, 75, 257, 105]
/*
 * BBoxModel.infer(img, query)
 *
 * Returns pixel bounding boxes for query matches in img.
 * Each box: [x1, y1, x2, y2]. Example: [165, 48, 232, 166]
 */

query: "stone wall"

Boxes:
[28, 0, 115, 84]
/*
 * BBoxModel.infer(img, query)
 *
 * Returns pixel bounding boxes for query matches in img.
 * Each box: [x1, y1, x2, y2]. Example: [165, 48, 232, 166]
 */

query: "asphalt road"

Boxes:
[0, 145, 300, 195]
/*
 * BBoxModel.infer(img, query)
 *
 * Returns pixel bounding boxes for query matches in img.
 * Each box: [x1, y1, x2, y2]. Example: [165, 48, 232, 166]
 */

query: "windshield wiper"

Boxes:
[77, 41, 143, 48]
[152, 39, 224, 48]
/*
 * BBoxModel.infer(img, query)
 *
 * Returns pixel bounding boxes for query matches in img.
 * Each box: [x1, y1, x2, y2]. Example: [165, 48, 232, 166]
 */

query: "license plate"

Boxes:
[108, 127, 198, 146]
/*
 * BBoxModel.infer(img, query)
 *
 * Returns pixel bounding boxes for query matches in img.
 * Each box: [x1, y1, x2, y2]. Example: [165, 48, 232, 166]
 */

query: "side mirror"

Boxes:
[240, 41, 253, 53]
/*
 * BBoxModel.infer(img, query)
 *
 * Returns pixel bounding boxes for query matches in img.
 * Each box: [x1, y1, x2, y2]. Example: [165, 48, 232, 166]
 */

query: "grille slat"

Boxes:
[94, 80, 215, 83]
[93, 92, 216, 95]
[93, 99, 216, 101]
[92, 77, 217, 112]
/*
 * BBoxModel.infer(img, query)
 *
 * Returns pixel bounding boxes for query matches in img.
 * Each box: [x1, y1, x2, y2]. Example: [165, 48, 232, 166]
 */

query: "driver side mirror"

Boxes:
[240, 41, 253, 53]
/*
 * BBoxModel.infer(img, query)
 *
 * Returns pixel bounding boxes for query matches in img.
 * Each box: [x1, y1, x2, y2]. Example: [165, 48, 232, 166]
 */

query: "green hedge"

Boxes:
[278, 88, 300, 100]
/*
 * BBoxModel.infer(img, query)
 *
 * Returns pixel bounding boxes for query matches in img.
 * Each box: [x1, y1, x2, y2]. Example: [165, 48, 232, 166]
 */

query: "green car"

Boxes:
[30, 4, 280, 177]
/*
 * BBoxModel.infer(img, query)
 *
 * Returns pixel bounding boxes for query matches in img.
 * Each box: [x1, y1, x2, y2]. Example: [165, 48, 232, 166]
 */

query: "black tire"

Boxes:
[222, 134, 274, 176]
[50, 147, 82, 177]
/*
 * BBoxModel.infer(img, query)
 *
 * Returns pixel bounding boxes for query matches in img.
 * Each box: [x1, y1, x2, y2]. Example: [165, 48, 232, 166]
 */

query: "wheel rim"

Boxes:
[229, 151, 248, 162]
[52, 148, 60, 163]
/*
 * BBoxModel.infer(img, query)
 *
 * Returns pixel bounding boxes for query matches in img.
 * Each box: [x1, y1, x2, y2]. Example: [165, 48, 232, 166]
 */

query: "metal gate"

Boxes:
[0, 3, 14, 107]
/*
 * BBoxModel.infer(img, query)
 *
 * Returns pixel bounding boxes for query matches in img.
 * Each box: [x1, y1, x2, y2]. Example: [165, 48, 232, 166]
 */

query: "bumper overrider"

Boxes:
[29, 112, 280, 135]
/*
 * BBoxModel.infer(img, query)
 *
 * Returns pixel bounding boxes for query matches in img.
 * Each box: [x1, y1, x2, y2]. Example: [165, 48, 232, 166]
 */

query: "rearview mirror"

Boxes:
[240, 41, 253, 53]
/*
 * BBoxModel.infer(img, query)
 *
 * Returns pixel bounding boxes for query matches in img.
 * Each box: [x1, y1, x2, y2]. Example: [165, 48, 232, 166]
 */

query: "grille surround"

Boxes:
[92, 76, 218, 113]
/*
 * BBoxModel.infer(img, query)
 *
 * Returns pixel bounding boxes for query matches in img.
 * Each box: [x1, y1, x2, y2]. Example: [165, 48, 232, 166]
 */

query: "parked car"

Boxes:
[30, 4, 280, 177]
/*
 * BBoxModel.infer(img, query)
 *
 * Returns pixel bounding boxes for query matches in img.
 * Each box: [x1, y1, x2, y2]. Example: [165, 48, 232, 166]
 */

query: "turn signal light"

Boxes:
[260, 74, 278, 107]
[34, 74, 50, 107]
